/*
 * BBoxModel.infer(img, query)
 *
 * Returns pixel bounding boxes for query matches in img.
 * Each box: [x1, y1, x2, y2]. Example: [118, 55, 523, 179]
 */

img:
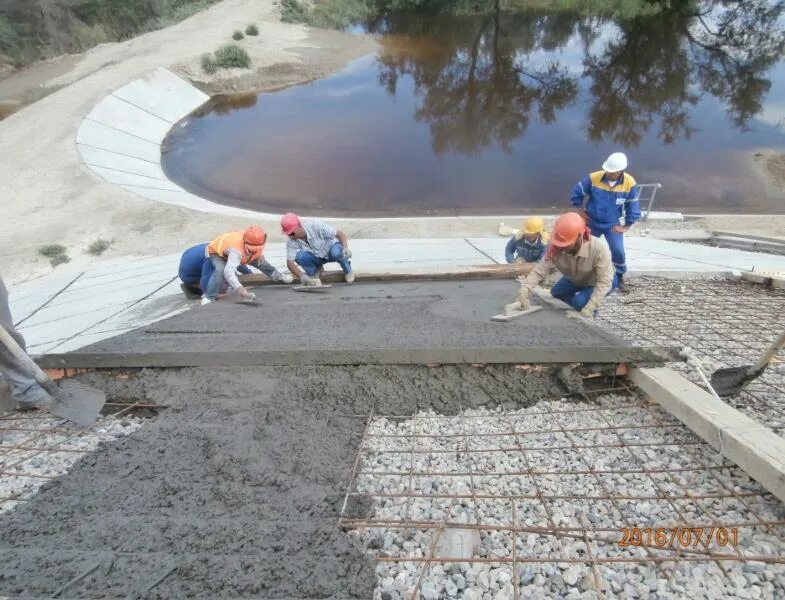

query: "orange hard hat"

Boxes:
[281, 212, 301, 235]
[550, 212, 586, 247]
[243, 225, 267, 247]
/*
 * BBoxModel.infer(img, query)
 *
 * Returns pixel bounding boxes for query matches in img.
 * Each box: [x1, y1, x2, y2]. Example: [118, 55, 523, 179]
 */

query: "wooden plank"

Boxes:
[239, 263, 534, 286]
[630, 366, 785, 505]
[34, 346, 682, 369]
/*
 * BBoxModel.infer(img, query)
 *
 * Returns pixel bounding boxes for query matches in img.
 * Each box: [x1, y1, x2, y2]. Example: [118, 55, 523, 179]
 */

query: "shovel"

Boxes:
[0, 325, 106, 426]
[710, 329, 785, 397]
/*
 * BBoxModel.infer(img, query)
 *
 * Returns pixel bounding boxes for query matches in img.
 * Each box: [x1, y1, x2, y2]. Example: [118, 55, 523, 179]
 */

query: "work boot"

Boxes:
[200, 296, 213, 306]
[345, 271, 355, 284]
[617, 275, 628, 293]
[180, 283, 202, 300]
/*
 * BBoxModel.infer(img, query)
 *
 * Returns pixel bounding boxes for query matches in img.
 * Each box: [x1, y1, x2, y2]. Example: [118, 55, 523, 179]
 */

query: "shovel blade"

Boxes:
[49, 380, 106, 426]
[710, 365, 762, 397]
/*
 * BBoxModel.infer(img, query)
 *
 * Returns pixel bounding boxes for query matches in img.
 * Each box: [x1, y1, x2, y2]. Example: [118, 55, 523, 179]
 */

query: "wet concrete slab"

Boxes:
[69, 280, 666, 365]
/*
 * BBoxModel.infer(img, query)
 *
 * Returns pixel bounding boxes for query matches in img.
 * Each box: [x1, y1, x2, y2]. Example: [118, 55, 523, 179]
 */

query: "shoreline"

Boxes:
[1, 0, 784, 288]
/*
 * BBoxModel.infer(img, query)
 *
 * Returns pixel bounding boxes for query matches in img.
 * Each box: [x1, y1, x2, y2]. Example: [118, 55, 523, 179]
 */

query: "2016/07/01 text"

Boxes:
[619, 527, 739, 548]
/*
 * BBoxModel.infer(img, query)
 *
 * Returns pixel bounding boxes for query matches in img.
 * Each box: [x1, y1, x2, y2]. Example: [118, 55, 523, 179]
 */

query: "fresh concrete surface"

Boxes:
[630, 366, 785, 505]
[8, 237, 785, 355]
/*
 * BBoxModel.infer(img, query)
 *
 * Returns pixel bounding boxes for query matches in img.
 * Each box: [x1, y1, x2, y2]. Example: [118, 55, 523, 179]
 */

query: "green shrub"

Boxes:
[50, 253, 71, 267]
[86, 238, 113, 256]
[38, 244, 70, 267]
[280, 0, 309, 23]
[214, 44, 251, 69]
[38, 244, 67, 258]
[245, 23, 259, 36]
[201, 52, 218, 74]
[232, 29, 244, 40]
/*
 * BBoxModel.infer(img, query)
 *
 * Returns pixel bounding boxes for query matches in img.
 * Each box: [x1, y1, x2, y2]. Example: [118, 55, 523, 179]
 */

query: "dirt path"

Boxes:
[0, 0, 374, 287]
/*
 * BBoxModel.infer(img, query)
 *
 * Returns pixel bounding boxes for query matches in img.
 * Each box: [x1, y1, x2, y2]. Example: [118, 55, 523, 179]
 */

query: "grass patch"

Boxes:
[38, 244, 70, 267]
[201, 52, 218, 74]
[245, 23, 259, 36]
[232, 30, 244, 40]
[214, 44, 251, 69]
[280, 0, 311, 23]
[86, 238, 113, 256]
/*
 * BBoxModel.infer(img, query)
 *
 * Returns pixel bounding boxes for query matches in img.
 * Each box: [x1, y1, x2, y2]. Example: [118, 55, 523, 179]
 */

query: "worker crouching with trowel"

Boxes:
[506, 212, 616, 319]
[179, 226, 292, 305]
[281, 212, 354, 285]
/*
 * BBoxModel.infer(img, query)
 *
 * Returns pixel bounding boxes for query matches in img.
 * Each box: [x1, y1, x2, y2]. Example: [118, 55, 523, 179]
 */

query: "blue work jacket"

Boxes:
[571, 171, 641, 229]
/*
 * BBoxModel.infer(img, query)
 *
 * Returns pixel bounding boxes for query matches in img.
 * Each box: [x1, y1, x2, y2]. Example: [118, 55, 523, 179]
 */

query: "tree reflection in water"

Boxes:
[367, 0, 785, 154]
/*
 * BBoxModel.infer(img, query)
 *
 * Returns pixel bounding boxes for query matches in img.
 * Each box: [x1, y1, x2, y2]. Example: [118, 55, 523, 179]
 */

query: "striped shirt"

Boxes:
[286, 219, 338, 260]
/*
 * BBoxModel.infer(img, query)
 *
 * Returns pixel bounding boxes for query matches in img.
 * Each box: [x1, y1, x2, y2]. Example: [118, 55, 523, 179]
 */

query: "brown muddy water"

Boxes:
[162, 5, 785, 216]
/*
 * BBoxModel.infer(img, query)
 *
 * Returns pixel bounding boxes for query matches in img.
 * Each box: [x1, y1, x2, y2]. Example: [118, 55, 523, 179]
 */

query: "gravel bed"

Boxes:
[0, 414, 144, 513]
[347, 396, 785, 599]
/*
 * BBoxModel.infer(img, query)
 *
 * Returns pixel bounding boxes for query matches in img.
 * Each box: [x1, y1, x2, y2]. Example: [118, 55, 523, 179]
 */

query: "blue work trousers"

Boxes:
[178, 243, 249, 299]
[589, 224, 626, 276]
[295, 242, 352, 276]
[551, 274, 619, 311]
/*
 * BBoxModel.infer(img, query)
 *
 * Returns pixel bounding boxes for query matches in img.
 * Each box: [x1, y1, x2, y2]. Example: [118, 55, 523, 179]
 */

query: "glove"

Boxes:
[342, 248, 352, 260]
[504, 301, 521, 316]
[580, 305, 595, 318]
[517, 293, 531, 311]
[238, 287, 256, 300]
[280, 273, 294, 284]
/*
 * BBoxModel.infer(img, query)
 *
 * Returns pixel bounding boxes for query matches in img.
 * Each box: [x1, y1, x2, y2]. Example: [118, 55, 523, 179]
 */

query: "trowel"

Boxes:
[0, 325, 106, 426]
[710, 329, 785, 397]
[292, 279, 332, 293]
[491, 304, 543, 322]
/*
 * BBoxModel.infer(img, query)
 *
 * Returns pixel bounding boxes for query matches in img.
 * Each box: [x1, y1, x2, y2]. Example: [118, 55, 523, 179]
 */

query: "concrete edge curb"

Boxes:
[629, 366, 785, 505]
[34, 346, 682, 368]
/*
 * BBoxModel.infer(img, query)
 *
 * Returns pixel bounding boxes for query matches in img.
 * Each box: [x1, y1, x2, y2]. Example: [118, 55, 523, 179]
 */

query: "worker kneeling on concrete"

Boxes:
[509, 212, 616, 318]
[179, 226, 292, 305]
[281, 213, 354, 284]
[505, 217, 549, 263]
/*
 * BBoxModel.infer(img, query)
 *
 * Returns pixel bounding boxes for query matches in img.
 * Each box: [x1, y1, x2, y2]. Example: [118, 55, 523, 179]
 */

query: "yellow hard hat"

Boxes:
[522, 216, 545, 235]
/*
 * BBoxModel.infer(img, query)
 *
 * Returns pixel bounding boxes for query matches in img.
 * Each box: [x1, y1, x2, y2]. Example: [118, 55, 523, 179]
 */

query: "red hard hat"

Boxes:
[281, 212, 300, 235]
[551, 213, 586, 247]
[243, 225, 267, 247]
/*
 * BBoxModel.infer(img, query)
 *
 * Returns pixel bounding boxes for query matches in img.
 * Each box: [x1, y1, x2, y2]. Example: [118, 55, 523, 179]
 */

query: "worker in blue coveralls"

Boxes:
[570, 152, 640, 291]
[505, 217, 549, 264]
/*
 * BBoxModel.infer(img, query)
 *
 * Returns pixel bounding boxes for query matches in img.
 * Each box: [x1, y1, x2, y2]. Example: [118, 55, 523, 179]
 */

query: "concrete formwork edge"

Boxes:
[35, 346, 682, 368]
[630, 366, 785, 505]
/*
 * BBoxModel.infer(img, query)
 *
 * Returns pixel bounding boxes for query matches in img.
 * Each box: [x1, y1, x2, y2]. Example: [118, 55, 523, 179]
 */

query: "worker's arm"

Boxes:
[624, 185, 642, 227]
[504, 236, 517, 263]
[570, 175, 590, 208]
[531, 241, 547, 263]
[224, 250, 253, 298]
[336, 229, 351, 259]
[517, 259, 554, 305]
[252, 256, 283, 280]
[584, 249, 614, 313]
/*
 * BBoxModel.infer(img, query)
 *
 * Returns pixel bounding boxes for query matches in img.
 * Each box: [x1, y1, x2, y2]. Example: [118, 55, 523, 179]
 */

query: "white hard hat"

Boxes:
[602, 152, 628, 172]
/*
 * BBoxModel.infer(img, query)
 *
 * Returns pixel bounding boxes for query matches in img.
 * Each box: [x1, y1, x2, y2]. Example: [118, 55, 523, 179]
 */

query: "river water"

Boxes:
[163, 3, 785, 216]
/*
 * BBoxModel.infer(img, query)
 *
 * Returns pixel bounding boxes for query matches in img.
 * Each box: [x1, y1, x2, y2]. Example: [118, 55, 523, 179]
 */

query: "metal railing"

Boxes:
[638, 183, 663, 221]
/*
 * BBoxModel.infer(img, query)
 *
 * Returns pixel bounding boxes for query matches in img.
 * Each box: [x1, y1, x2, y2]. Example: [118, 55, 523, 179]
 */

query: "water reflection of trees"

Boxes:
[371, 11, 579, 155]
[585, 0, 785, 145]
[369, 0, 785, 154]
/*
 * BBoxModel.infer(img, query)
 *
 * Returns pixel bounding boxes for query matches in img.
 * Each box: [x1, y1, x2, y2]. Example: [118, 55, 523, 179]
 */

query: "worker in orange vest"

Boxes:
[179, 225, 292, 305]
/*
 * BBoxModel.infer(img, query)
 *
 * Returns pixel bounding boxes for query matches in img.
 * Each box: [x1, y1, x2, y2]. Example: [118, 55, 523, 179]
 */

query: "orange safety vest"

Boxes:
[206, 231, 263, 265]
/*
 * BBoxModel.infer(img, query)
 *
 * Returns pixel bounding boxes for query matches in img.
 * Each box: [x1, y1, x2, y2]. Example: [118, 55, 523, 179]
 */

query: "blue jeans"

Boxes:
[295, 242, 352, 276]
[551, 274, 619, 311]
[180, 247, 251, 300]
[590, 224, 626, 276]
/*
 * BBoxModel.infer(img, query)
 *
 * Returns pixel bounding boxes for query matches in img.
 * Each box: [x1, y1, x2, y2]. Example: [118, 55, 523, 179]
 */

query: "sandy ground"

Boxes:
[0, 0, 375, 287]
[0, 0, 784, 288]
